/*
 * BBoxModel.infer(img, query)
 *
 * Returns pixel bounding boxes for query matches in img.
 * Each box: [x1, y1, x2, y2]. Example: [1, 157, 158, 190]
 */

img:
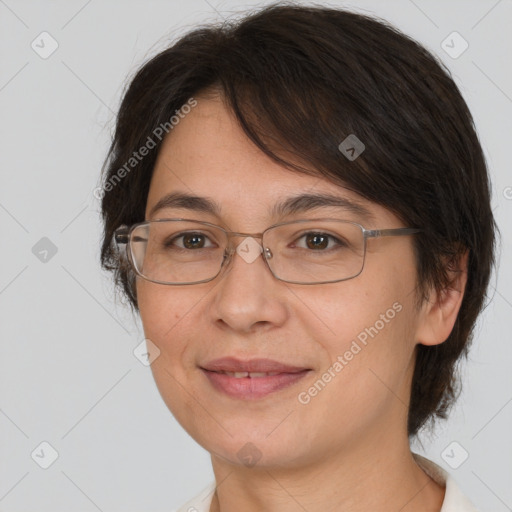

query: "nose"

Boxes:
[209, 237, 289, 334]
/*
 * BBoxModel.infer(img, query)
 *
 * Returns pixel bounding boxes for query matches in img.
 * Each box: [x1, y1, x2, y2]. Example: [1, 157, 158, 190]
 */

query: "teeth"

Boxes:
[223, 371, 281, 378]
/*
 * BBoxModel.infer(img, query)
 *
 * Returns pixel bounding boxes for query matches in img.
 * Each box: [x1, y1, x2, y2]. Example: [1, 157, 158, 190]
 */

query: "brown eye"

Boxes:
[165, 232, 214, 250]
[182, 233, 206, 249]
[305, 233, 329, 250]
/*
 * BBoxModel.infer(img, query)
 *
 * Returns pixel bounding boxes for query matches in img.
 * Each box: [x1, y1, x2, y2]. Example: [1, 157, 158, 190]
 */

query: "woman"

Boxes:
[99, 5, 496, 510]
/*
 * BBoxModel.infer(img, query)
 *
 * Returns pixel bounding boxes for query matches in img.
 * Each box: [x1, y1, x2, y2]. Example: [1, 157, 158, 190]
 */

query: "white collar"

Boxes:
[413, 453, 479, 511]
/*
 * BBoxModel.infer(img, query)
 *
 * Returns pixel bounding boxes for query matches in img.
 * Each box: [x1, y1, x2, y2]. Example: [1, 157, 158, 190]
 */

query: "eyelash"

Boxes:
[165, 231, 347, 251]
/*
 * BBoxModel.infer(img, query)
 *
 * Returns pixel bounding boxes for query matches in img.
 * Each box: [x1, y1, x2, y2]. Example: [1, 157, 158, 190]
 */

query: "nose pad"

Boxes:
[222, 246, 235, 265]
[219, 243, 272, 278]
[220, 241, 272, 273]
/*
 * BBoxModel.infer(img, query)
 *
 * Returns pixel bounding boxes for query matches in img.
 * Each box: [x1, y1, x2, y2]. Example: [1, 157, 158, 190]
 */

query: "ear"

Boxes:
[415, 249, 469, 347]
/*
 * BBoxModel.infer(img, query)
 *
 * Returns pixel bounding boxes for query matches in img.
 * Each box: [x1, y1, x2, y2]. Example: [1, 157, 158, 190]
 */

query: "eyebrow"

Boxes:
[149, 191, 375, 222]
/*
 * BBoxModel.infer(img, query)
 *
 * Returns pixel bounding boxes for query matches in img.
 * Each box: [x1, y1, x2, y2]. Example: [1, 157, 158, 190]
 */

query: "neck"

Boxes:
[208, 423, 444, 512]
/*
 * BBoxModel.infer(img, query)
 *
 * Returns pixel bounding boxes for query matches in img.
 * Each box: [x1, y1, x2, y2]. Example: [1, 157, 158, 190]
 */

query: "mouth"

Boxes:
[200, 357, 312, 400]
[216, 371, 283, 378]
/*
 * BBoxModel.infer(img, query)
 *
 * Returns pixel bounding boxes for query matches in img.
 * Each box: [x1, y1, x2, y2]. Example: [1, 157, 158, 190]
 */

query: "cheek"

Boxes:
[296, 279, 409, 352]
[137, 280, 197, 338]
[136, 281, 198, 375]
[137, 282, 204, 427]
[296, 291, 415, 436]
[295, 276, 417, 406]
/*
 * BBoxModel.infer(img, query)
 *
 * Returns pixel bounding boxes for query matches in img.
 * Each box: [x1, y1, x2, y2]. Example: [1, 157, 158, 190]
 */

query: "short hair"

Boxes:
[99, 3, 497, 437]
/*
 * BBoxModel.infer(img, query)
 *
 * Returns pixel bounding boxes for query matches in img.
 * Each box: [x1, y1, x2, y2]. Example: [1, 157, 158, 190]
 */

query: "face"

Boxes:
[137, 95, 423, 470]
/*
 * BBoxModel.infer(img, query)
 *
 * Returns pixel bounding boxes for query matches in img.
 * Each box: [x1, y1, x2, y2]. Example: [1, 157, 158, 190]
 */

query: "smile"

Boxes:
[221, 371, 281, 378]
[201, 368, 311, 400]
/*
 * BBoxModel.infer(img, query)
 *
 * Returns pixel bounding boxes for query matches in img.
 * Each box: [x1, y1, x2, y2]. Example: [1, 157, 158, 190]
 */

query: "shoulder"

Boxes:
[175, 481, 216, 512]
[413, 453, 480, 512]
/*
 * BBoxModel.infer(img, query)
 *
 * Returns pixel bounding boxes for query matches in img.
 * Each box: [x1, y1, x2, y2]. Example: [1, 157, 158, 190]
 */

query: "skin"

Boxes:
[136, 94, 468, 512]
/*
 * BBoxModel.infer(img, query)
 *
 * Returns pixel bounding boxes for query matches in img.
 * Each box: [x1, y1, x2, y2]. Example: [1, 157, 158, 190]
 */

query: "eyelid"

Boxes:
[292, 231, 345, 248]
[165, 231, 218, 249]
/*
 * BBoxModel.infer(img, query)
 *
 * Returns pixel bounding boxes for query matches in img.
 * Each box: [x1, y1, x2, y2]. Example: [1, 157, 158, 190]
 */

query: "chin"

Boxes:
[189, 425, 313, 470]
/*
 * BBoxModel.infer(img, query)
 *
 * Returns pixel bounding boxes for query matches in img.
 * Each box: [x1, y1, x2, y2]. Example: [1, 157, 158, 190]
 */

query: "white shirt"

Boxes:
[176, 453, 479, 512]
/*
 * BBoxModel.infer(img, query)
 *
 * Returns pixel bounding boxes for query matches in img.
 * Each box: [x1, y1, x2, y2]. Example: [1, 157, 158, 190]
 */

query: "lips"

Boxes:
[222, 371, 281, 378]
[201, 357, 309, 374]
[200, 357, 311, 400]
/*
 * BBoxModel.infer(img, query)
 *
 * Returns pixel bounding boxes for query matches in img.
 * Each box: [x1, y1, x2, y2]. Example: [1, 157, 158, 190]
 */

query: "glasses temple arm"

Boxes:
[365, 227, 422, 238]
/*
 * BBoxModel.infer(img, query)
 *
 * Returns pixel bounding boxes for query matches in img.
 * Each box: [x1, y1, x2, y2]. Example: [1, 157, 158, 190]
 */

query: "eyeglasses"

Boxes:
[114, 218, 422, 285]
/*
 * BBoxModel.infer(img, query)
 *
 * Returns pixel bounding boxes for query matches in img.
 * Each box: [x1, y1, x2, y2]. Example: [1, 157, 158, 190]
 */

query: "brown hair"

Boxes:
[99, 3, 497, 437]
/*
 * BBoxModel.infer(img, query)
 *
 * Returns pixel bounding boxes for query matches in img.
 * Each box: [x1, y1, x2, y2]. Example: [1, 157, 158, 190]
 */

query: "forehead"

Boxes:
[146, 96, 396, 227]
[151, 94, 306, 186]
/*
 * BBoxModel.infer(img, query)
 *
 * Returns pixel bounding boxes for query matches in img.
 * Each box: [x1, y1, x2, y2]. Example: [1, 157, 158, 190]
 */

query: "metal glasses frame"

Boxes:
[114, 218, 422, 285]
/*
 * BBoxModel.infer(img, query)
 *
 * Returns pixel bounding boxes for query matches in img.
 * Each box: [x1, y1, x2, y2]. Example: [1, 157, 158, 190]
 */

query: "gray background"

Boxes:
[0, 0, 510, 510]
